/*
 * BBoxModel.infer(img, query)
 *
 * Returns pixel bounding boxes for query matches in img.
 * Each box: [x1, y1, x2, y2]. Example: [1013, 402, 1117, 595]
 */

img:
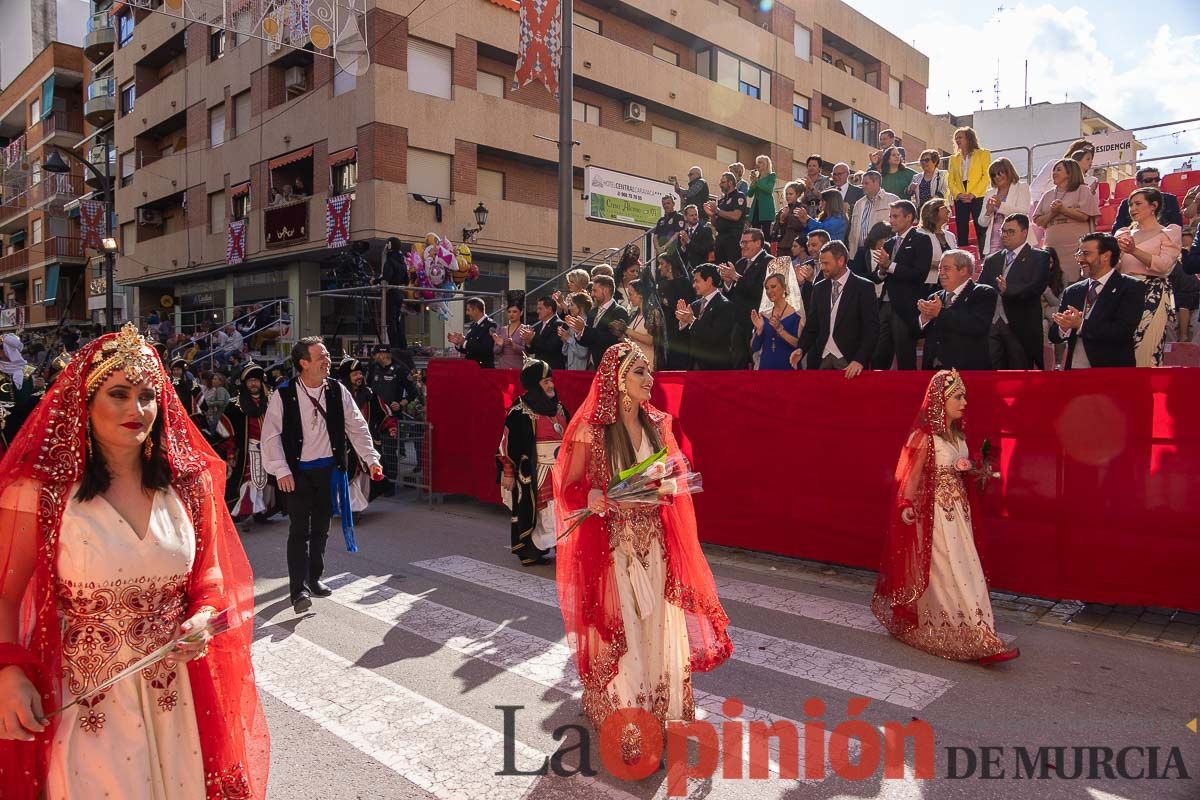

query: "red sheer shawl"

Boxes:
[0, 328, 268, 799]
[553, 343, 732, 705]
[871, 369, 985, 636]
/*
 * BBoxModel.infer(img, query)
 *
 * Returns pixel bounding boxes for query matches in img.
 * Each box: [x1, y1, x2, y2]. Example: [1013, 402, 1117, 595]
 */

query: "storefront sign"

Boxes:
[584, 166, 674, 229]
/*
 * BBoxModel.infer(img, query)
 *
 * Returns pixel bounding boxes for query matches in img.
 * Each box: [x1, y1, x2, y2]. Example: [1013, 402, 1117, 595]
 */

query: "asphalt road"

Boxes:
[245, 493, 1200, 800]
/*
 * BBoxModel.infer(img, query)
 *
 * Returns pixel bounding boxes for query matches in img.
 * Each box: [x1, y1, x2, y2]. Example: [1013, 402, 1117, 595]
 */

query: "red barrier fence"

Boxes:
[428, 360, 1200, 611]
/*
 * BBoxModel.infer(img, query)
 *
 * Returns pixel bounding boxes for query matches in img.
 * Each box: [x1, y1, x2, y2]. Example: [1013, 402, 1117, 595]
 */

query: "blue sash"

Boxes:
[299, 457, 358, 553]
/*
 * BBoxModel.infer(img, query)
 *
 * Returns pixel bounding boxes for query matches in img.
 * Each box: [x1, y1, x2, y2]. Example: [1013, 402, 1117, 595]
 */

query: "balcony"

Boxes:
[41, 236, 86, 262]
[0, 248, 29, 276]
[85, 13, 116, 63]
[87, 145, 117, 188]
[27, 111, 85, 144]
[85, 79, 117, 126]
[263, 198, 311, 248]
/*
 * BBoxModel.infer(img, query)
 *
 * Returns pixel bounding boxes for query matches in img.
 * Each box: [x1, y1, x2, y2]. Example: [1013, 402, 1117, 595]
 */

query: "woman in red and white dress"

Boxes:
[0, 323, 268, 799]
[554, 342, 732, 761]
[871, 369, 1019, 666]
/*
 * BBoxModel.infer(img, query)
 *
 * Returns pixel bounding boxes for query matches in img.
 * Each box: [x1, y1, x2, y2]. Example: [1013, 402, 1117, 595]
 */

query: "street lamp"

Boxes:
[462, 201, 489, 243]
[44, 141, 116, 331]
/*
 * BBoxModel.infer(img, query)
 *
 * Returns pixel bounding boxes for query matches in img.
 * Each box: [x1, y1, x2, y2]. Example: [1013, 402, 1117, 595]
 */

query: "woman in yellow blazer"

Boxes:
[947, 126, 991, 247]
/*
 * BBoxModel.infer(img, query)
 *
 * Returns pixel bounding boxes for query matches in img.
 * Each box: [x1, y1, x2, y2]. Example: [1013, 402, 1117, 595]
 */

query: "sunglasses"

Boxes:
[1141, 177, 1161, 184]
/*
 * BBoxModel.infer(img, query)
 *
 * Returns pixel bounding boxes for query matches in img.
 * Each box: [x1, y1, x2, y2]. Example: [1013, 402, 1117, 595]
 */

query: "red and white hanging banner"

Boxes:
[514, 0, 561, 98]
[79, 199, 105, 250]
[325, 194, 352, 248]
[227, 219, 247, 265]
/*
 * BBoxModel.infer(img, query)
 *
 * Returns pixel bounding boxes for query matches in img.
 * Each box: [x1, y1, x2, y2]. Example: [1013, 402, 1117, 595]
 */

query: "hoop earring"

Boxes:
[143, 436, 153, 460]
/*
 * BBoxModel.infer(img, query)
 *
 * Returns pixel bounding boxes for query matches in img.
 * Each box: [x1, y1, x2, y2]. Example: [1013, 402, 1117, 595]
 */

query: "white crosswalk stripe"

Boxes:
[252, 621, 637, 800]
[321, 571, 842, 792]
[410, 556, 954, 710]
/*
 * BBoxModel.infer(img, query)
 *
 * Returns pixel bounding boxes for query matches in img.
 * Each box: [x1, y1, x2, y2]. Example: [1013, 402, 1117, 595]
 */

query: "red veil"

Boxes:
[871, 369, 983, 636]
[553, 342, 732, 719]
[0, 325, 268, 799]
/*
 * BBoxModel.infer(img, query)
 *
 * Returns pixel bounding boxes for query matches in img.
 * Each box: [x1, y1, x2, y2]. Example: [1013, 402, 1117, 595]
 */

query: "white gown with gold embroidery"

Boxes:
[0, 480, 208, 799]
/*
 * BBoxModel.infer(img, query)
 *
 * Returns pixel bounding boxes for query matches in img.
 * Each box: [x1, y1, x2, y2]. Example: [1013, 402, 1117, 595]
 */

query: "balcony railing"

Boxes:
[0, 249, 29, 275]
[263, 197, 310, 247]
[85, 79, 117, 125]
[42, 236, 85, 260]
[85, 12, 116, 62]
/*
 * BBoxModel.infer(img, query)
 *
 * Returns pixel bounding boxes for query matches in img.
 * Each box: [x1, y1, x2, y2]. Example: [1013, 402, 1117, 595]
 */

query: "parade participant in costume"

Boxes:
[261, 337, 382, 614]
[224, 361, 279, 523]
[497, 358, 570, 566]
[170, 357, 201, 415]
[554, 342, 733, 759]
[0, 333, 41, 448]
[871, 369, 1019, 666]
[339, 357, 395, 518]
[0, 323, 268, 799]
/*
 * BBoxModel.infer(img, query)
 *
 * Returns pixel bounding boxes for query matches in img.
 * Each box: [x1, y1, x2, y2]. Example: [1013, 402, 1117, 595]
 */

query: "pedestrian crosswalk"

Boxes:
[249, 545, 981, 798]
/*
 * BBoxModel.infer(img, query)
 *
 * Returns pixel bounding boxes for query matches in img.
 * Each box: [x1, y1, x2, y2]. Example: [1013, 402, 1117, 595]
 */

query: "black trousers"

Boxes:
[385, 288, 408, 349]
[873, 301, 918, 370]
[286, 465, 334, 598]
[714, 235, 740, 266]
[989, 320, 1030, 370]
[954, 198, 985, 248]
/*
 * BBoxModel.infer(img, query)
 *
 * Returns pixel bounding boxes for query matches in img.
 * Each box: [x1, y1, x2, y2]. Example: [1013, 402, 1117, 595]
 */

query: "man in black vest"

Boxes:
[262, 336, 383, 613]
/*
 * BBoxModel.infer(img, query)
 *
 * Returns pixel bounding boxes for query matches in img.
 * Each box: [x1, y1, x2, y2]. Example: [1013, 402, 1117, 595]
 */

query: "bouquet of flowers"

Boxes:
[954, 437, 1000, 494]
[556, 447, 703, 542]
[46, 608, 237, 719]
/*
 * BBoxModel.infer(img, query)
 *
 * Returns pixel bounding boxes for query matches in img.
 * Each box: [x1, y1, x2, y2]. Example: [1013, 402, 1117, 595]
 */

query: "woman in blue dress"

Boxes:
[751, 273, 802, 370]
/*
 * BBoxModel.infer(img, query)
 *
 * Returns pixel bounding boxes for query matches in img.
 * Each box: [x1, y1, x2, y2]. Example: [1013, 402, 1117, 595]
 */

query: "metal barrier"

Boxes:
[383, 419, 434, 505]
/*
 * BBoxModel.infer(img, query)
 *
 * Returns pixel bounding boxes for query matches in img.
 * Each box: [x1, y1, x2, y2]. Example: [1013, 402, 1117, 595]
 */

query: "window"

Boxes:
[572, 100, 600, 126]
[697, 48, 770, 104]
[652, 45, 678, 66]
[407, 38, 452, 99]
[120, 81, 136, 117]
[574, 12, 601, 33]
[209, 191, 225, 233]
[477, 168, 504, 199]
[30, 97, 40, 122]
[651, 125, 677, 148]
[209, 27, 226, 61]
[792, 93, 809, 129]
[331, 158, 357, 195]
[231, 186, 250, 220]
[716, 145, 738, 165]
[209, 103, 225, 147]
[333, 68, 356, 96]
[794, 24, 811, 61]
[233, 91, 251, 137]
[719, 0, 740, 16]
[407, 148, 451, 198]
[851, 112, 879, 146]
[119, 151, 135, 187]
[477, 71, 504, 98]
[33, 279, 44, 304]
[889, 76, 902, 108]
[30, 158, 41, 186]
[117, 12, 134, 46]
[32, 219, 43, 245]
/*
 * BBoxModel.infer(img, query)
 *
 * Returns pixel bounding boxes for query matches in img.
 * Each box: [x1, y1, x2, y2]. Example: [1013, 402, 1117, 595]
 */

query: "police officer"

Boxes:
[366, 344, 412, 495]
[652, 195, 686, 266]
[705, 171, 747, 266]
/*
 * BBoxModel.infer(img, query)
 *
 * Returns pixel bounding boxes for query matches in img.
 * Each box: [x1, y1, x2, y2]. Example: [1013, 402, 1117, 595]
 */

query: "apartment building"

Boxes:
[0, 43, 91, 330]
[110, 0, 954, 345]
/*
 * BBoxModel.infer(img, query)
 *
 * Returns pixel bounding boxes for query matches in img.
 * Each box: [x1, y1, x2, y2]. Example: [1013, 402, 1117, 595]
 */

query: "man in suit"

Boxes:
[790, 240, 878, 378]
[1111, 167, 1184, 231]
[918, 250, 998, 370]
[719, 227, 772, 369]
[678, 203, 714, 272]
[848, 171, 899, 263]
[830, 162, 864, 210]
[448, 297, 497, 368]
[569, 275, 629, 369]
[872, 200, 931, 371]
[978, 213, 1050, 369]
[523, 295, 566, 370]
[675, 263, 735, 370]
[1050, 233, 1146, 368]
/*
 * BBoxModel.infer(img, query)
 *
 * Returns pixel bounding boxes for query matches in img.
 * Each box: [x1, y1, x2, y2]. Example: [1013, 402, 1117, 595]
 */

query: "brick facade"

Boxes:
[452, 140, 477, 195]
[452, 36, 477, 89]
[477, 153, 557, 209]
[369, 9, 407, 72]
[358, 123, 407, 184]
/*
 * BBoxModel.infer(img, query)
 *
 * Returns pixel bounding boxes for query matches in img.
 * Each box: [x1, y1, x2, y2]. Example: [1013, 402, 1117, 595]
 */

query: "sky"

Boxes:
[839, 0, 1200, 170]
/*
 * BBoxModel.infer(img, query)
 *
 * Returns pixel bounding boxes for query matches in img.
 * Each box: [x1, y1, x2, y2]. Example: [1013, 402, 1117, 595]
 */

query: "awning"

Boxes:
[108, 0, 125, 15]
[485, 0, 519, 10]
[328, 146, 357, 167]
[268, 146, 314, 171]
[230, 181, 250, 198]
[10, 231, 26, 245]
[41, 77, 54, 120]
[43, 264, 60, 306]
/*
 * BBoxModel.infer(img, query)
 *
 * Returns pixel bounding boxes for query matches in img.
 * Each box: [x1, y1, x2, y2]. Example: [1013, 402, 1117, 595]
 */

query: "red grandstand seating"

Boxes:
[1098, 204, 1118, 232]
[1114, 178, 1136, 202]
[1097, 181, 1111, 206]
[1164, 342, 1200, 367]
[1161, 170, 1200, 199]
[962, 244, 982, 276]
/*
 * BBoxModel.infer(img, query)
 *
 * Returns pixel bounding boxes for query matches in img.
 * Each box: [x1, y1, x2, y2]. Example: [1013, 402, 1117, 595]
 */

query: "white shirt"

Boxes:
[920, 280, 970, 330]
[1066, 269, 1113, 369]
[822, 269, 851, 359]
[261, 378, 381, 479]
[223, 331, 244, 353]
[884, 226, 915, 275]
[591, 298, 614, 324]
[835, 181, 849, 199]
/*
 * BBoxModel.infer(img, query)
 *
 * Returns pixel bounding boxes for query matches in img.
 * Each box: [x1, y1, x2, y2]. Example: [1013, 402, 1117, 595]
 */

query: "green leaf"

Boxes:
[613, 447, 668, 487]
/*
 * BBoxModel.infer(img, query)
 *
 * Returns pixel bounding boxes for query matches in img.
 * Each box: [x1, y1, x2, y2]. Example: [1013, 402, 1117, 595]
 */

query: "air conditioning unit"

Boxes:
[623, 100, 646, 124]
[137, 208, 163, 226]
[285, 66, 307, 92]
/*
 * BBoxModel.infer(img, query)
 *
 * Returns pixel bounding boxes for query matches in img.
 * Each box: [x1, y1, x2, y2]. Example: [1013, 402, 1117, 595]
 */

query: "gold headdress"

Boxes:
[617, 342, 647, 398]
[84, 322, 163, 398]
[942, 368, 965, 401]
